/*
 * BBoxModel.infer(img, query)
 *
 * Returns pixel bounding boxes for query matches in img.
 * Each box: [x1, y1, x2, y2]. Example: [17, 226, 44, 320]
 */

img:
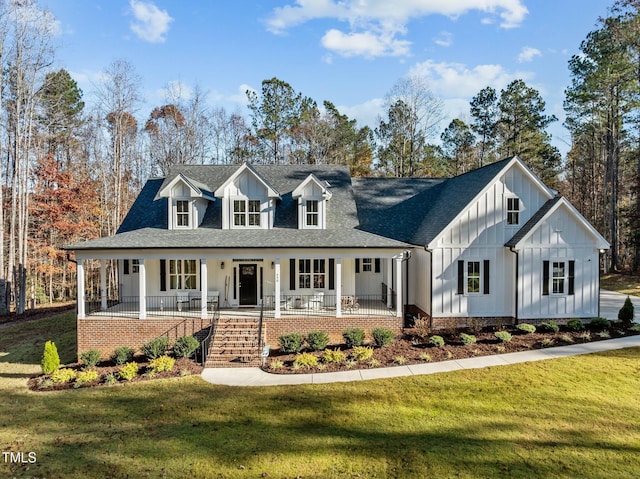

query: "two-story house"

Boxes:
[66, 157, 609, 365]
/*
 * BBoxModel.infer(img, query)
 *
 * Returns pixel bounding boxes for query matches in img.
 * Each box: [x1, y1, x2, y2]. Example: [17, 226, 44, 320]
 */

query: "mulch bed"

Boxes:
[264, 325, 640, 374]
[28, 357, 203, 392]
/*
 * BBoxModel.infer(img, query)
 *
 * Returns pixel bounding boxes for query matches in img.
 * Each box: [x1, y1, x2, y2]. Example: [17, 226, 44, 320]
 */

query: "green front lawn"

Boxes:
[1, 313, 640, 478]
[601, 273, 640, 296]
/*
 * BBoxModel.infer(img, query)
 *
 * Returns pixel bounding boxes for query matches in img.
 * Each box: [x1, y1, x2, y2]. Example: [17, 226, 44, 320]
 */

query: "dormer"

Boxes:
[156, 173, 214, 230]
[214, 163, 281, 229]
[292, 174, 332, 229]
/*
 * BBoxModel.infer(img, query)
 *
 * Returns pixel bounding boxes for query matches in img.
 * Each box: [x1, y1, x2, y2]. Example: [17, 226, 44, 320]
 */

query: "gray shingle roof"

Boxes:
[504, 196, 561, 248]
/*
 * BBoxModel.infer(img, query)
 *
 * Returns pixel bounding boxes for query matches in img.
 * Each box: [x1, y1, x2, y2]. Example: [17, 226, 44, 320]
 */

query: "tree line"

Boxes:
[0, 0, 637, 314]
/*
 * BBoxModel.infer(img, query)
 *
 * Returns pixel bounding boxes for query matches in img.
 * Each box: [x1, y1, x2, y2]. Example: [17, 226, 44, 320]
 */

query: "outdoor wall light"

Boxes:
[220, 261, 225, 269]
[271, 261, 275, 269]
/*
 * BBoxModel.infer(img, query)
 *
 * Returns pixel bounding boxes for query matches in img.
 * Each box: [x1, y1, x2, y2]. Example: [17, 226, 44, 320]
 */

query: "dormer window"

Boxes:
[306, 200, 319, 227]
[233, 199, 261, 227]
[293, 174, 332, 230]
[176, 200, 190, 227]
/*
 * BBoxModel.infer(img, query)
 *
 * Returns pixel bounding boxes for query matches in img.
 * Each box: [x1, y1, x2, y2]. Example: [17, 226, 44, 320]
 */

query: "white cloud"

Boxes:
[265, 0, 528, 58]
[337, 97, 385, 129]
[227, 84, 256, 106]
[129, 0, 173, 43]
[517, 46, 542, 63]
[434, 31, 453, 47]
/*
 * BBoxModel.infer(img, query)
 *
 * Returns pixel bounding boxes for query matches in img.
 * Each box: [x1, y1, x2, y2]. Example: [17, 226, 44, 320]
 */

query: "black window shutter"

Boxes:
[457, 260, 464, 295]
[289, 259, 296, 290]
[542, 260, 550, 296]
[160, 259, 166, 291]
[328, 258, 335, 290]
[233, 267, 237, 299]
[355, 258, 360, 273]
[483, 260, 490, 295]
[568, 260, 575, 295]
[123, 259, 130, 275]
[374, 258, 381, 273]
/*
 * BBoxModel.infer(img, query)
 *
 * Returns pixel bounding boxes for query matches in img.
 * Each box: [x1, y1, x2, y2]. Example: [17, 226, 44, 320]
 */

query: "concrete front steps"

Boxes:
[205, 317, 264, 367]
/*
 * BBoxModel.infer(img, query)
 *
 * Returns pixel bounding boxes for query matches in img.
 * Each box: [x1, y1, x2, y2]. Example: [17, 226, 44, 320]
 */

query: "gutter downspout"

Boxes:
[402, 250, 411, 325]
[424, 246, 433, 329]
[509, 247, 519, 324]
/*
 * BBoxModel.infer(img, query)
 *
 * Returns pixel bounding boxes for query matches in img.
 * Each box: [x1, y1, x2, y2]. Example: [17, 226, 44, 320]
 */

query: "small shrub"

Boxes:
[51, 368, 76, 384]
[37, 377, 53, 389]
[75, 369, 99, 387]
[79, 349, 101, 369]
[517, 323, 536, 334]
[141, 336, 170, 360]
[495, 345, 506, 353]
[618, 296, 635, 327]
[293, 352, 318, 369]
[111, 346, 135, 365]
[278, 333, 303, 353]
[104, 372, 118, 385]
[372, 327, 395, 347]
[579, 331, 592, 341]
[630, 324, 640, 332]
[494, 331, 512, 343]
[539, 321, 560, 333]
[345, 359, 357, 369]
[316, 363, 326, 371]
[566, 319, 585, 331]
[428, 335, 445, 347]
[118, 362, 139, 381]
[597, 331, 611, 339]
[393, 356, 407, 365]
[351, 346, 374, 361]
[460, 333, 477, 346]
[41, 340, 60, 375]
[419, 352, 432, 362]
[413, 316, 431, 340]
[589, 317, 611, 332]
[305, 331, 330, 351]
[321, 348, 346, 364]
[368, 358, 380, 368]
[268, 359, 284, 370]
[560, 334, 574, 343]
[149, 355, 175, 373]
[173, 336, 200, 358]
[342, 328, 365, 348]
[541, 338, 555, 347]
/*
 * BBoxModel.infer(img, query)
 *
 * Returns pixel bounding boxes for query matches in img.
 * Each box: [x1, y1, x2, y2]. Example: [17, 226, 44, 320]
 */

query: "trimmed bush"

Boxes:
[618, 296, 635, 327]
[412, 316, 431, 340]
[293, 352, 318, 369]
[75, 369, 99, 386]
[41, 340, 60, 375]
[566, 319, 585, 331]
[538, 321, 560, 333]
[494, 331, 513, 343]
[321, 348, 346, 364]
[429, 335, 445, 347]
[460, 333, 477, 346]
[111, 346, 135, 365]
[149, 355, 175, 373]
[516, 323, 536, 334]
[79, 349, 101, 368]
[372, 327, 395, 347]
[306, 331, 330, 351]
[118, 362, 139, 381]
[173, 336, 200, 358]
[342, 328, 365, 348]
[141, 336, 170, 360]
[351, 346, 374, 361]
[51, 368, 76, 383]
[278, 333, 303, 353]
[589, 317, 611, 332]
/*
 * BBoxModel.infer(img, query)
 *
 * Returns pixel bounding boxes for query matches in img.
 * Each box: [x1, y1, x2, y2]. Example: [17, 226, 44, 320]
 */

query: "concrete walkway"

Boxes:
[201, 290, 640, 387]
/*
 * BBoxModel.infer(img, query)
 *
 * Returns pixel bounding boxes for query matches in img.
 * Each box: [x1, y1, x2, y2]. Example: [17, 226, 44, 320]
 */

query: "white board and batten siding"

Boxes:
[429, 162, 552, 319]
[220, 170, 272, 229]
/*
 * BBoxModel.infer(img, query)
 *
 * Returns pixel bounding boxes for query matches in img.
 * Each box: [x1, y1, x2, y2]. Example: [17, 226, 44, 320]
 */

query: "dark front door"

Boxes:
[239, 264, 257, 305]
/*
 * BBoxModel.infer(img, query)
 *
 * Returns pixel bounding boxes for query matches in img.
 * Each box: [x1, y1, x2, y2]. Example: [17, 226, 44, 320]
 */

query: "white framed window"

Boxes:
[552, 261, 565, 294]
[467, 261, 481, 293]
[169, 259, 197, 290]
[306, 200, 319, 227]
[298, 258, 326, 289]
[233, 199, 261, 227]
[132, 259, 139, 274]
[175, 200, 190, 228]
[362, 258, 372, 272]
[506, 197, 520, 225]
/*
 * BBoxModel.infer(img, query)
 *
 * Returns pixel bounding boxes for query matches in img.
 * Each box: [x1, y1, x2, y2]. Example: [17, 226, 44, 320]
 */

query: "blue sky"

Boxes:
[44, 1, 611, 157]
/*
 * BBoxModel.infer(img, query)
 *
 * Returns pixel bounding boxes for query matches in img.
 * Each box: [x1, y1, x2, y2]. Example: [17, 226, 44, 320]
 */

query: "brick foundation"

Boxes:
[263, 315, 403, 347]
[77, 316, 212, 359]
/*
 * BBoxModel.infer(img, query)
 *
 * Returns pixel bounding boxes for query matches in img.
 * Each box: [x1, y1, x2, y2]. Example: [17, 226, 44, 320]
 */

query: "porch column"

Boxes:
[200, 259, 208, 319]
[138, 259, 146, 320]
[335, 258, 342, 318]
[395, 256, 403, 318]
[77, 259, 85, 319]
[387, 257, 393, 309]
[100, 259, 107, 311]
[274, 259, 281, 319]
